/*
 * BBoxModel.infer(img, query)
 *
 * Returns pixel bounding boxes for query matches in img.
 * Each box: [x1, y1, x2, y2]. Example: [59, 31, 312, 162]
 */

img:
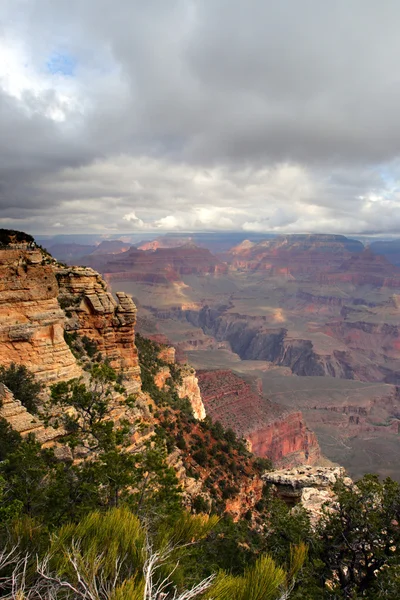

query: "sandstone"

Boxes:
[0, 383, 60, 445]
[56, 267, 141, 394]
[154, 366, 171, 390]
[0, 247, 81, 383]
[263, 465, 352, 525]
[299, 487, 336, 526]
[176, 367, 206, 420]
[153, 361, 206, 420]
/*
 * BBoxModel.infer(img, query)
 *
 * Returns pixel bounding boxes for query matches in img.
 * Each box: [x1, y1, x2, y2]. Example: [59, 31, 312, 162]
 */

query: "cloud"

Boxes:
[122, 210, 145, 228]
[2, 0, 400, 234]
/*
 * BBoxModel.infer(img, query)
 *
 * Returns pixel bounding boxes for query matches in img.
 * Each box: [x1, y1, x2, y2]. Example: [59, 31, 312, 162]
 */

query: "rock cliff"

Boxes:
[176, 367, 206, 420]
[56, 266, 141, 393]
[197, 370, 320, 467]
[153, 356, 206, 420]
[181, 306, 354, 378]
[318, 250, 400, 288]
[0, 245, 80, 383]
[0, 382, 59, 446]
[227, 234, 364, 279]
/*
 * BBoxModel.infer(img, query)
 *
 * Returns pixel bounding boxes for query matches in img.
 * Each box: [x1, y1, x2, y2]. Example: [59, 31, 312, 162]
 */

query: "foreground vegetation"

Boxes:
[0, 337, 400, 598]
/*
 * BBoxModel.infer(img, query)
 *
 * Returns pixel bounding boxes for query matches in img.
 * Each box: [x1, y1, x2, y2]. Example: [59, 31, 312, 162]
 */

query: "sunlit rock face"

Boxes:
[0, 246, 80, 383]
[56, 266, 141, 393]
[197, 369, 320, 467]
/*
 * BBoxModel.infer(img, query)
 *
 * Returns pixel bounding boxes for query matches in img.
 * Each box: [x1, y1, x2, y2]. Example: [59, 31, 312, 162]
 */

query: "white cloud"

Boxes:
[122, 211, 145, 228]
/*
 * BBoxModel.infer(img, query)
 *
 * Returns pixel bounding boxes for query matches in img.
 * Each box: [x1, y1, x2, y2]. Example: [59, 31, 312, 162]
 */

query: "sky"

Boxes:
[2, 0, 400, 236]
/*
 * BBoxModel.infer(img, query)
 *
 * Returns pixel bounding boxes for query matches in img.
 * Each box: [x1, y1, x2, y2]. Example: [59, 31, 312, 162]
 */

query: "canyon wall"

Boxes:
[176, 367, 206, 420]
[0, 246, 80, 383]
[152, 305, 398, 383]
[227, 234, 364, 278]
[157, 306, 357, 379]
[56, 266, 141, 393]
[197, 370, 320, 467]
[0, 245, 141, 394]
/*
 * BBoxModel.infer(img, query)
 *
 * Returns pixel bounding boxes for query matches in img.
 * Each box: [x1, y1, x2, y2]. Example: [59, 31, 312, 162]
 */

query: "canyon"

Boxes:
[4, 229, 400, 480]
[0, 233, 321, 479]
[197, 369, 320, 467]
[74, 232, 400, 480]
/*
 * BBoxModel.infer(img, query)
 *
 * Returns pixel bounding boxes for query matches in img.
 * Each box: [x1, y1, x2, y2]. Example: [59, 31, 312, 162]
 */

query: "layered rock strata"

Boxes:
[0, 383, 59, 445]
[197, 370, 320, 467]
[0, 246, 80, 383]
[56, 266, 141, 393]
[227, 234, 364, 278]
[79, 244, 228, 284]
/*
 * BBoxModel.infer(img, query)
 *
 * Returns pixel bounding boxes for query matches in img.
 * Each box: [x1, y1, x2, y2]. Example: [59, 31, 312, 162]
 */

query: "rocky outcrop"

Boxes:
[153, 360, 206, 421]
[56, 266, 141, 393]
[176, 367, 206, 420]
[263, 465, 347, 497]
[0, 246, 81, 383]
[197, 370, 320, 467]
[0, 383, 59, 446]
[263, 465, 351, 523]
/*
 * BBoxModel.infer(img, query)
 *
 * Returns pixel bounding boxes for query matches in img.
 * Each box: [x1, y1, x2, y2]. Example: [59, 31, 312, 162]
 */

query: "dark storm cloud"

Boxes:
[3, 0, 400, 233]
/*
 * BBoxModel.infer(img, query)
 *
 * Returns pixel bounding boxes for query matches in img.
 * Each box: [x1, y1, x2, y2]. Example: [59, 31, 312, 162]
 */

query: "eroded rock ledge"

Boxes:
[0, 383, 59, 446]
[56, 266, 141, 393]
[0, 247, 80, 383]
[263, 465, 352, 524]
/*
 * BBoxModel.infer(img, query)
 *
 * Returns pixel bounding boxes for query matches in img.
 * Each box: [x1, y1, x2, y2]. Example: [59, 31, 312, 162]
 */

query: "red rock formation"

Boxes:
[197, 370, 320, 467]
[225, 476, 264, 521]
[227, 234, 363, 279]
[318, 249, 400, 288]
[79, 244, 228, 283]
[138, 236, 193, 251]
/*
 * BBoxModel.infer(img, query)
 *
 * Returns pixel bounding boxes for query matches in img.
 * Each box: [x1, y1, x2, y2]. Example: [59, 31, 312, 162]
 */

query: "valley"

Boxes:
[60, 232, 400, 480]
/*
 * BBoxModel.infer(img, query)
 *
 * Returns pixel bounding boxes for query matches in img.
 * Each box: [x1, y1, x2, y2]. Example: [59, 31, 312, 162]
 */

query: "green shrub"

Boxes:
[0, 363, 42, 413]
